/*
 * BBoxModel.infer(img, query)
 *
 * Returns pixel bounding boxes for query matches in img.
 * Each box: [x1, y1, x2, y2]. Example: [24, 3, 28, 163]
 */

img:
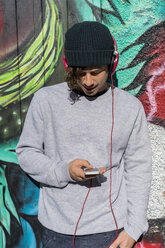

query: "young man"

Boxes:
[16, 22, 152, 248]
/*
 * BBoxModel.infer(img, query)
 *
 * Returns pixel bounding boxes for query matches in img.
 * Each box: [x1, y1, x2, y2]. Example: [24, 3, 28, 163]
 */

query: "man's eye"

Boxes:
[91, 71, 101, 76]
[79, 73, 86, 77]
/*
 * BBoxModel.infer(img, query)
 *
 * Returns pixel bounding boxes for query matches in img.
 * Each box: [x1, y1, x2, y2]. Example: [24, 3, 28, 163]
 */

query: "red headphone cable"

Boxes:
[72, 74, 118, 248]
[104, 74, 119, 248]
[73, 180, 92, 248]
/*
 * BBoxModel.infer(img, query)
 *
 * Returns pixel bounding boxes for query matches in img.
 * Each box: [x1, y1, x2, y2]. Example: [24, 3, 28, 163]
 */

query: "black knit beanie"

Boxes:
[64, 21, 114, 67]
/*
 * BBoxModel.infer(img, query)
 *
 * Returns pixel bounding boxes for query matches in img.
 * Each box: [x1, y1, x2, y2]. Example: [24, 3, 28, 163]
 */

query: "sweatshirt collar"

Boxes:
[72, 85, 111, 101]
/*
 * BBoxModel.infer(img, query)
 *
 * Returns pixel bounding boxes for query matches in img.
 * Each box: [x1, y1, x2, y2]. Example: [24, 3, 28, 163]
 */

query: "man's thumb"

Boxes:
[83, 160, 93, 169]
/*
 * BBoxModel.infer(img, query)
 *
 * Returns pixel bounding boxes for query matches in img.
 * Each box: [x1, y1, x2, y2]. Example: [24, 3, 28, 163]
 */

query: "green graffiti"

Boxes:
[0, 0, 63, 109]
[73, 0, 165, 95]
[0, 138, 20, 248]
[0, 139, 19, 164]
[0, 164, 20, 248]
[0, 226, 6, 248]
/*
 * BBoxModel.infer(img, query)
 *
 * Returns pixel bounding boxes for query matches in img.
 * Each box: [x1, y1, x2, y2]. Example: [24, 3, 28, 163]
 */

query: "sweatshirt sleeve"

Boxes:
[16, 93, 74, 188]
[123, 102, 152, 241]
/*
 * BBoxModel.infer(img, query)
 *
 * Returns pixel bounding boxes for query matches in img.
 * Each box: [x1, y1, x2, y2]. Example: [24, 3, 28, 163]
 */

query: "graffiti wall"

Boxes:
[0, 0, 164, 247]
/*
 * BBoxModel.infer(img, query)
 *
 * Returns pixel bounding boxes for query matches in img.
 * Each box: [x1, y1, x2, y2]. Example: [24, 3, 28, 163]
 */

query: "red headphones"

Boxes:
[63, 35, 119, 74]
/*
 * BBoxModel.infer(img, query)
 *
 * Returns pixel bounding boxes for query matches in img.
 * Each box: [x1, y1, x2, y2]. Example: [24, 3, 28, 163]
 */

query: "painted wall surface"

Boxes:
[0, 0, 164, 247]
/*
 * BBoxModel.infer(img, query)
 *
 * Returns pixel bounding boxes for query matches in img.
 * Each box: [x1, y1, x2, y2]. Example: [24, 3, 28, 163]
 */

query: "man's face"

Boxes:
[77, 65, 109, 96]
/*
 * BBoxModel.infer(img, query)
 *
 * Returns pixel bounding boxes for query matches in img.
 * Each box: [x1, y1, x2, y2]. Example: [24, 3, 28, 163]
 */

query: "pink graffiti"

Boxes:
[146, 63, 165, 122]
[133, 22, 165, 127]
[139, 60, 165, 126]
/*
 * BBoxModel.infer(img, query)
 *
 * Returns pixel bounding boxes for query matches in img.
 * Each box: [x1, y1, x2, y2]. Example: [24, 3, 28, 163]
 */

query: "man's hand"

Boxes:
[68, 159, 106, 181]
[110, 230, 135, 248]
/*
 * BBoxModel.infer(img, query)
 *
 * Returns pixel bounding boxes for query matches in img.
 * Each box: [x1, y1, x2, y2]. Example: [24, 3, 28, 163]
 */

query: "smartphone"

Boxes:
[84, 168, 100, 176]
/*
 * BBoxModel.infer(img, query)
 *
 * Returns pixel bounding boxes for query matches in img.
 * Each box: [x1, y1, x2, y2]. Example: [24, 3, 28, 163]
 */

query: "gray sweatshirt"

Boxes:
[16, 82, 152, 242]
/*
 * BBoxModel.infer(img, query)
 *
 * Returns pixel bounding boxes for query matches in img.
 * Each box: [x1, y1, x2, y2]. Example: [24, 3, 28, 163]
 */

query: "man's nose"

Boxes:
[83, 73, 94, 87]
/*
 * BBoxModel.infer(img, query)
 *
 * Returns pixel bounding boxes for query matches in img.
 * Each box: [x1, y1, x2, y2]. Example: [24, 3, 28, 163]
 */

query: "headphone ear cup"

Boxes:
[63, 48, 68, 71]
[110, 55, 115, 72]
[63, 55, 68, 71]
[111, 52, 119, 74]
[111, 35, 119, 74]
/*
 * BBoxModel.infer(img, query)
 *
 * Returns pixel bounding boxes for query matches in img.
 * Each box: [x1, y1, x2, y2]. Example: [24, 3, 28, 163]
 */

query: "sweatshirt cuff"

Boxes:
[54, 160, 75, 187]
[124, 222, 148, 242]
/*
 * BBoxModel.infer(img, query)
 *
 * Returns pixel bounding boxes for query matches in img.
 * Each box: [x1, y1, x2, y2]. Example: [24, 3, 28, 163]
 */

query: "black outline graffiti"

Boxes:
[85, 0, 131, 24]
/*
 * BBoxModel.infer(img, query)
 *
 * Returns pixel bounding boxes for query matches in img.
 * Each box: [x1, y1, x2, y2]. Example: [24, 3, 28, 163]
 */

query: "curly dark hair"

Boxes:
[65, 66, 88, 91]
[65, 67, 86, 104]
